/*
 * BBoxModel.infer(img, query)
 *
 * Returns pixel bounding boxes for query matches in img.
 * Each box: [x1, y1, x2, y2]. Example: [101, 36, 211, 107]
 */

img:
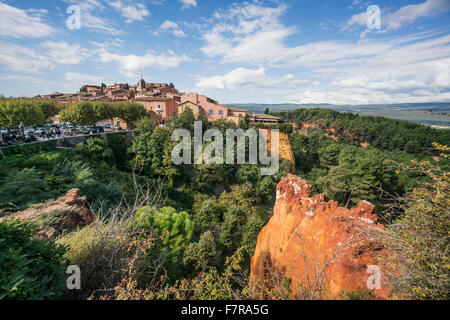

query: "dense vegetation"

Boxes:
[0, 220, 68, 299]
[0, 98, 146, 128]
[0, 99, 60, 126]
[276, 108, 450, 154]
[59, 101, 147, 127]
[0, 105, 448, 300]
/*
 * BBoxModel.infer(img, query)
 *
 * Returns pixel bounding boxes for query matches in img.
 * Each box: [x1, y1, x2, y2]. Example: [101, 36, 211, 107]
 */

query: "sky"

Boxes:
[0, 0, 449, 104]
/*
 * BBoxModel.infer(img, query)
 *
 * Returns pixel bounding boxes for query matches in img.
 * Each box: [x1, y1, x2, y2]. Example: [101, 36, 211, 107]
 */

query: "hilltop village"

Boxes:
[42, 78, 280, 126]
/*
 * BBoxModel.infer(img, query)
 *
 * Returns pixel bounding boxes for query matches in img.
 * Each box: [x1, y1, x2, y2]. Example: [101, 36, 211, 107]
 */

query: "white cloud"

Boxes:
[200, 3, 294, 65]
[344, 0, 450, 31]
[0, 41, 53, 73]
[180, 0, 197, 9]
[196, 67, 305, 91]
[65, 72, 105, 84]
[89, 38, 124, 48]
[109, 1, 150, 23]
[99, 49, 191, 77]
[155, 20, 186, 37]
[199, 2, 450, 104]
[0, 3, 55, 38]
[0, 40, 91, 73]
[40, 41, 91, 64]
[64, 0, 121, 34]
[0, 73, 41, 82]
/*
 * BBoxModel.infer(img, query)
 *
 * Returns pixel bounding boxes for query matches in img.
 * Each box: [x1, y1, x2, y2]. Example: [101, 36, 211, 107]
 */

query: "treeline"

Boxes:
[0, 99, 60, 126]
[59, 101, 146, 126]
[289, 131, 444, 216]
[276, 108, 450, 154]
[0, 98, 147, 127]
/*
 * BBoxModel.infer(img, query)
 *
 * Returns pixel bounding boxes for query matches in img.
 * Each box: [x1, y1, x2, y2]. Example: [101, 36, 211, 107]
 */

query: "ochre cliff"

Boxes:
[262, 129, 295, 169]
[250, 175, 390, 299]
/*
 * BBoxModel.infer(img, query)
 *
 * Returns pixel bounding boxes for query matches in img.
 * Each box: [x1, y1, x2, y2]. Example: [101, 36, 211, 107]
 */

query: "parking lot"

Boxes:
[0, 123, 122, 147]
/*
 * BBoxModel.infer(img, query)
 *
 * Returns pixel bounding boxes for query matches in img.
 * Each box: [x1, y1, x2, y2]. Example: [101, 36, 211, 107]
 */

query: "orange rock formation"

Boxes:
[262, 129, 295, 169]
[250, 174, 390, 299]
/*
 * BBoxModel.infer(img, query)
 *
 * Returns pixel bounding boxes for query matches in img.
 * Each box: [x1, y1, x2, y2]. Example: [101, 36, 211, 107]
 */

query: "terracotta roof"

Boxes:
[228, 107, 247, 112]
[179, 101, 202, 108]
[134, 96, 172, 101]
[248, 113, 280, 120]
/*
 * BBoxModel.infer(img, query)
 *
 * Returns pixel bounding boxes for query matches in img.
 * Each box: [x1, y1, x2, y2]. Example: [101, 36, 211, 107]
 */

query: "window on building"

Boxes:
[208, 110, 214, 115]
[218, 110, 223, 115]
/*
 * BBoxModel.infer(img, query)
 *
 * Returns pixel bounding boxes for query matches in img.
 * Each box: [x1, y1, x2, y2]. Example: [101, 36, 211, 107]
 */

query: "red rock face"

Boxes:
[64, 188, 94, 226]
[65, 188, 82, 205]
[4, 188, 94, 237]
[250, 174, 390, 299]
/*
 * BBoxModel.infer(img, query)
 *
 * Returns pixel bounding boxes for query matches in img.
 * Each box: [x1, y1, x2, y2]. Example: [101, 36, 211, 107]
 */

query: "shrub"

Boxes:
[30, 209, 79, 236]
[0, 140, 57, 157]
[340, 288, 374, 300]
[0, 167, 55, 212]
[382, 160, 450, 299]
[134, 206, 194, 279]
[0, 219, 68, 299]
[73, 137, 114, 164]
[184, 230, 217, 271]
[56, 216, 134, 299]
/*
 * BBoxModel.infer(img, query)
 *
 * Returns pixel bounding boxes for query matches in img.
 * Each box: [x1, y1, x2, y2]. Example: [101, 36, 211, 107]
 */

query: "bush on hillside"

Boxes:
[0, 219, 68, 299]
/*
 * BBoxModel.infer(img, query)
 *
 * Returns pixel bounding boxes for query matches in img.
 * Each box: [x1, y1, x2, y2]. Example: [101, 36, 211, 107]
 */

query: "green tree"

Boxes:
[183, 230, 217, 271]
[134, 206, 194, 279]
[116, 102, 147, 129]
[322, 146, 399, 207]
[73, 137, 114, 164]
[36, 100, 60, 122]
[278, 123, 293, 134]
[129, 126, 179, 184]
[59, 102, 98, 125]
[171, 108, 196, 133]
[92, 102, 116, 121]
[0, 99, 45, 127]
[192, 198, 224, 230]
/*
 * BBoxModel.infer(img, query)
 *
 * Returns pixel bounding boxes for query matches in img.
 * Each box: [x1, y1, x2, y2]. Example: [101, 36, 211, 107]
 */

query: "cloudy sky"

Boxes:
[0, 0, 449, 104]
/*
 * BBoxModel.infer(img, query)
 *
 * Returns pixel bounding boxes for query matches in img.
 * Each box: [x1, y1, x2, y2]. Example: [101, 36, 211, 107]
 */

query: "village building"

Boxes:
[180, 93, 230, 122]
[41, 78, 280, 126]
[247, 112, 280, 124]
[42, 92, 79, 104]
[134, 96, 179, 122]
[180, 93, 279, 125]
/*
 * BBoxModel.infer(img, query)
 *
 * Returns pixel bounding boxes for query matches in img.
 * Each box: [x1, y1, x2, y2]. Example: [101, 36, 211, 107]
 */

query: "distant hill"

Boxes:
[226, 102, 450, 128]
[226, 102, 450, 114]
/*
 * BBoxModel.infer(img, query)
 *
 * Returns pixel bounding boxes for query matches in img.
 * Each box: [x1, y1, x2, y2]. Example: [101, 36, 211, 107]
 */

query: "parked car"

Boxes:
[36, 128, 46, 135]
[24, 128, 36, 135]
[85, 126, 104, 134]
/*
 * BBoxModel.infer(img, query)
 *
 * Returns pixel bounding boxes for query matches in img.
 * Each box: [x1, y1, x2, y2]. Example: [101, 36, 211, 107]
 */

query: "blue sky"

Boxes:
[0, 0, 449, 104]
